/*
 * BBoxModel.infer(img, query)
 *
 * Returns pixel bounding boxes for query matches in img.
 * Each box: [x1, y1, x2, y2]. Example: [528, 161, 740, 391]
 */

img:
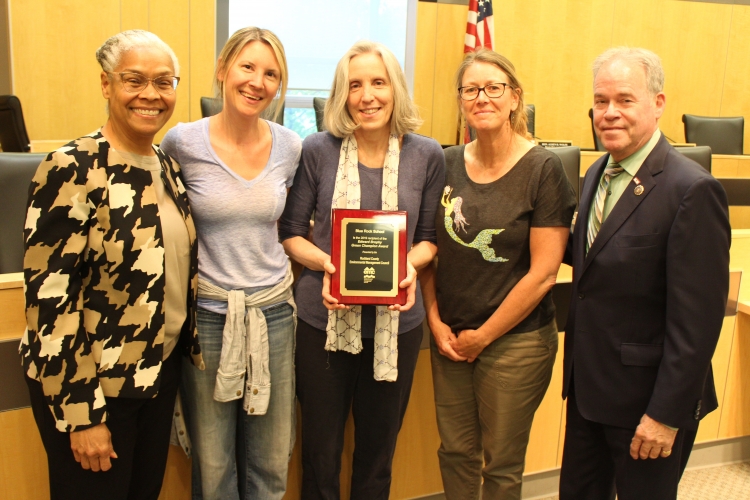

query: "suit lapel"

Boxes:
[580, 135, 669, 276]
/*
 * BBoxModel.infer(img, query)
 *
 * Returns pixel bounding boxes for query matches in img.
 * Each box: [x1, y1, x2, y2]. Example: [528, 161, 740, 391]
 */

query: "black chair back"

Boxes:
[675, 145, 712, 173]
[549, 145, 581, 206]
[526, 104, 535, 138]
[0, 153, 47, 273]
[588, 108, 605, 152]
[0, 96, 31, 153]
[200, 96, 285, 125]
[682, 114, 744, 155]
[313, 97, 327, 132]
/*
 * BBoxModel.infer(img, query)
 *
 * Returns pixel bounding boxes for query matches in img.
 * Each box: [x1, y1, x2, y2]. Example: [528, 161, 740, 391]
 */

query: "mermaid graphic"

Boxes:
[442, 186, 508, 262]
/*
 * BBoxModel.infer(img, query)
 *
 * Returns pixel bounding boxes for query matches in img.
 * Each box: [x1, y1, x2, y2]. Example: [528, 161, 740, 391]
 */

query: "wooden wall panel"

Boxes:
[431, 3, 468, 146]
[8, 0, 215, 146]
[149, 0, 190, 144]
[718, 311, 750, 439]
[495, 0, 616, 148]
[720, 5, 750, 155]
[610, 0, 733, 149]
[525, 332, 565, 472]
[695, 316, 737, 443]
[390, 350, 443, 499]
[121, 0, 150, 30]
[0, 408, 48, 500]
[9, 0, 118, 142]
[414, 1, 437, 138]
[188, 0, 216, 123]
[0, 274, 24, 341]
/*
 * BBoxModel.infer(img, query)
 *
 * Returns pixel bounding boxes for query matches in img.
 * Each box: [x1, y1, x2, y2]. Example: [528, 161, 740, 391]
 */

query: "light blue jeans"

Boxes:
[183, 303, 296, 500]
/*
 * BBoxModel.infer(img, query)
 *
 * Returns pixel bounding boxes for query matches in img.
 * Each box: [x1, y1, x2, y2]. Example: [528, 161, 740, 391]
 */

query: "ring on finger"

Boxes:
[661, 449, 672, 457]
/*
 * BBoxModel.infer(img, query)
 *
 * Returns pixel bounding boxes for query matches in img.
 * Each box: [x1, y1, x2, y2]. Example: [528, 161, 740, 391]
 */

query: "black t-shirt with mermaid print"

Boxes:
[435, 145, 576, 334]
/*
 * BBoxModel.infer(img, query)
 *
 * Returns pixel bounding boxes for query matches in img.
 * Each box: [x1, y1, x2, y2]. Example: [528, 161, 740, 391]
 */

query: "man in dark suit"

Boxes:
[558, 47, 730, 500]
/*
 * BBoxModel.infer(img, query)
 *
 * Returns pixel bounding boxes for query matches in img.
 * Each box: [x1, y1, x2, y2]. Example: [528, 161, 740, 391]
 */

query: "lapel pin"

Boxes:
[634, 185, 645, 196]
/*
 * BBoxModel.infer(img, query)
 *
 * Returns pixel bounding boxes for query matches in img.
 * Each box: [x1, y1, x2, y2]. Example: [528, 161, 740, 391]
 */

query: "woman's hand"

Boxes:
[431, 318, 467, 362]
[69, 423, 118, 472]
[321, 259, 349, 311]
[451, 328, 491, 363]
[389, 260, 418, 312]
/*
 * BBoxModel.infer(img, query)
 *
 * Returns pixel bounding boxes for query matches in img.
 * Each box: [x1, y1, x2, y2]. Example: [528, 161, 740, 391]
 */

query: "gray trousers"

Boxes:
[430, 320, 558, 500]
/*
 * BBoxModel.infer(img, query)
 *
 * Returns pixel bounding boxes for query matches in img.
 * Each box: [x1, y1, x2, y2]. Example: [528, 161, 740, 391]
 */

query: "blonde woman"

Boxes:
[279, 41, 445, 499]
[422, 48, 576, 499]
[160, 27, 300, 500]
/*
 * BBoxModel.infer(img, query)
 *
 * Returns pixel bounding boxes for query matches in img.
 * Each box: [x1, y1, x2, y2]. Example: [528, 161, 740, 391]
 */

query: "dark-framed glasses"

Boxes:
[111, 72, 180, 95]
[458, 83, 512, 101]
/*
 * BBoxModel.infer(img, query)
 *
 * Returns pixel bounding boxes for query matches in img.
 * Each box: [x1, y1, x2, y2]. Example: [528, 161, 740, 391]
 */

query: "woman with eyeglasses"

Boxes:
[21, 30, 201, 500]
[159, 27, 300, 500]
[420, 48, 576, 499]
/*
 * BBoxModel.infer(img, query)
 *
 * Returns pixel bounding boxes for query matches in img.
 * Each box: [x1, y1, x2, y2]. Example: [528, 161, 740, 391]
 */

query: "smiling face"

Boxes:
[593, 57, 665, 162]
[460, 61, 519, 133]
[346, 52, 394, 136]
[101, 46, 176, 144]
[219, 40, 281, 118]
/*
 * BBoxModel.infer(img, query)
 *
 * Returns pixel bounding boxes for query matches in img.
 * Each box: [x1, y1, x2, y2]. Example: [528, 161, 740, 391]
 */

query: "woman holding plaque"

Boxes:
[421, 48, 576, 499]
[160, 27, 301, 500]
[279, 40, 445, 499]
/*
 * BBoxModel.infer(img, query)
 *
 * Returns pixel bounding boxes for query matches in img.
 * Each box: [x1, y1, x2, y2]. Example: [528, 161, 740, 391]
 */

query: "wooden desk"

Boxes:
[581, 151, 750, 177]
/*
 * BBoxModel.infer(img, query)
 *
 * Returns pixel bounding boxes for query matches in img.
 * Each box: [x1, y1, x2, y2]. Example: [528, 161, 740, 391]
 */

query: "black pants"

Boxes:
[295, 319, 423, 500]
[26, 350, 181, 500]
[559, 385, 696, 500]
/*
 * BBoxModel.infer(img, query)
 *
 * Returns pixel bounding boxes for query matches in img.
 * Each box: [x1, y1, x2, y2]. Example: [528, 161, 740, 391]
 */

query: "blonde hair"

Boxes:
[96, 29, 180, 76]
[214, 27, 288, 122]
[324, 40, 422, 138]
[454, 48, 528, 137]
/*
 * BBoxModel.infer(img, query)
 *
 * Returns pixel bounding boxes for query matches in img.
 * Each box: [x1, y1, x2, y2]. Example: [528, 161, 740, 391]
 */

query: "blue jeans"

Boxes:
[183, 303, 296, 500]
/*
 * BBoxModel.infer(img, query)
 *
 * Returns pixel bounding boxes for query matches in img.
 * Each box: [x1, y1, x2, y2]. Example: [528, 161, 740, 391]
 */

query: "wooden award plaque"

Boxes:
[330, 209, 408, 305]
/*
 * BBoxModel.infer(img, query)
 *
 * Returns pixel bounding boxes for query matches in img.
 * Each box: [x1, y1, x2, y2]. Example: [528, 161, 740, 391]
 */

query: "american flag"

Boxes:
[465, 0, 494, 53]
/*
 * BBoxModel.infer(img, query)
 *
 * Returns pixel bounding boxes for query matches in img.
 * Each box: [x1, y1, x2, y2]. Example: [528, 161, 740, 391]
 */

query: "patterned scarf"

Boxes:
[325, 134, 401, 382]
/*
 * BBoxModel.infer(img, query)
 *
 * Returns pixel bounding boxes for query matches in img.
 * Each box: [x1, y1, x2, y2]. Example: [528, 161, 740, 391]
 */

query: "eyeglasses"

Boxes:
[458, 83, 512, 101]
[110, 72, 180, 96]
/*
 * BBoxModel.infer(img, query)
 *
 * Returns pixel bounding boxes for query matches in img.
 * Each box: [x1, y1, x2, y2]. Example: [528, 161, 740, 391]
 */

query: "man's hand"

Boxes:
[70, 423, 118, 471]
[630, 414, 677, 460]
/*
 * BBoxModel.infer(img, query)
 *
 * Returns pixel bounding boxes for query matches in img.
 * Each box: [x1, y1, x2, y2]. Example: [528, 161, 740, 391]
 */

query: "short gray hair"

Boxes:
[324, 40, 422, 138]
[96, 30, 180, 76]
[592, 47, 663, 96]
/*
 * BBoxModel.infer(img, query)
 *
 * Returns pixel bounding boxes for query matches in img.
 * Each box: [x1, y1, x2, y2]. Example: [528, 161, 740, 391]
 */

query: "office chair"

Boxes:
[199, 96, 285, 125]
[526, 104, 535, 138]
[549, 146, 581, 206]
[588, 108, 605, 152]
[0, 153, 47, 273]
[682, 114, 744, 155]
[0, 95, 32, 152]
[200, 96, 223, 118]
[674, 145, 712, 173]
[313, 97, 327, 132]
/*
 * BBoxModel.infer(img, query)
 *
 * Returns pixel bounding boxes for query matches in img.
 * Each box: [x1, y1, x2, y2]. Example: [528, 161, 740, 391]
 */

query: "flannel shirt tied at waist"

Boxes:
[197, 262, 296, 415]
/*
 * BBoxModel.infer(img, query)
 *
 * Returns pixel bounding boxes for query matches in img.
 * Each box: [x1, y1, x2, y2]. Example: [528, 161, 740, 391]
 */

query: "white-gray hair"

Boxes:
[324, 40, 422, 138]
[592, 47, 664, 97]
[96, 30, 180, 76]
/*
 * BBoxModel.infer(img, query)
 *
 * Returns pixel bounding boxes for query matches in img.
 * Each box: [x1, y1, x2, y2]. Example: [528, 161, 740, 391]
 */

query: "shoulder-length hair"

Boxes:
[454, 48, 529, 137]
[324, 40, 422, 138]
[214, 27, 288, 122]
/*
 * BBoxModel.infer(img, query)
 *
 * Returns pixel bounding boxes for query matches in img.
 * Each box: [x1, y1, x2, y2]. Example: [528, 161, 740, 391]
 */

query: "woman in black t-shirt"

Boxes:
[421, 48, 575, 500]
